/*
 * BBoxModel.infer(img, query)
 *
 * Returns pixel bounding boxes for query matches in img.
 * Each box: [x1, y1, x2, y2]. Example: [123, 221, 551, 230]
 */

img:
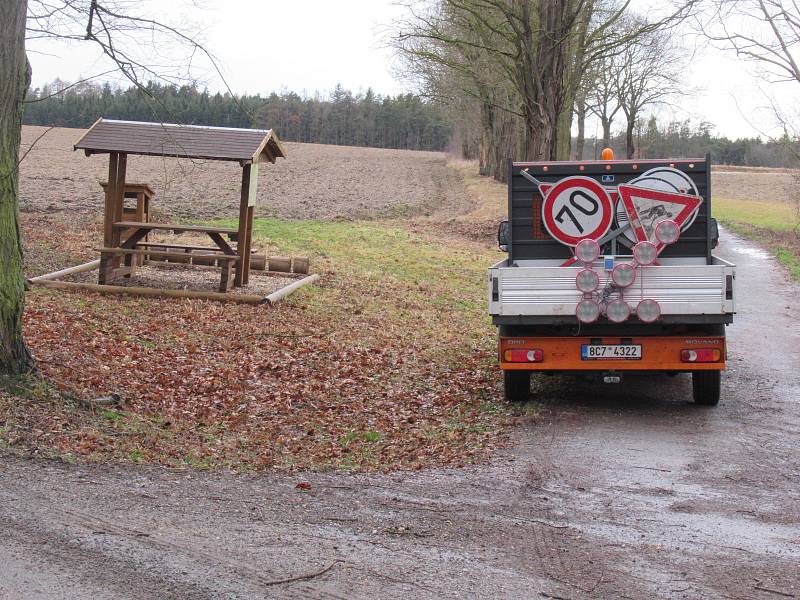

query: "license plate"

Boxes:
[581, 344, 642, 360]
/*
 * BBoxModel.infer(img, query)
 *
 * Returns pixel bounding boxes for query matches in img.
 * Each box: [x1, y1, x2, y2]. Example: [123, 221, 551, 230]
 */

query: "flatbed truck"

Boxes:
[489, 154, 735, 405]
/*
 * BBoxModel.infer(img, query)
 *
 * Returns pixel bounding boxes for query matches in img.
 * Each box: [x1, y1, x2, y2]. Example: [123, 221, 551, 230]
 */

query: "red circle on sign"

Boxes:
[541, 176, 613, 246]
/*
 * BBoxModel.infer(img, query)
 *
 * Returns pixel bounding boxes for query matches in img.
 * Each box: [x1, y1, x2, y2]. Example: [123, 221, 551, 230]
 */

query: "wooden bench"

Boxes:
[136, 242, 230, 252]
[114, 221, 239, 241]
[99, 247, 240, 292]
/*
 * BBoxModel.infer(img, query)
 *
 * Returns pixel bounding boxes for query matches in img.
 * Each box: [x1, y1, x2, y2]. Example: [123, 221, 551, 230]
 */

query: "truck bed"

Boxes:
[489, 256, 735, 324]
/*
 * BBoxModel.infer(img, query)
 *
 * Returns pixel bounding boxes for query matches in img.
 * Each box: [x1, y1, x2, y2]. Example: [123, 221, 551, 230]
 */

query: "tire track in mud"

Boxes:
[0, 479, 348, 600]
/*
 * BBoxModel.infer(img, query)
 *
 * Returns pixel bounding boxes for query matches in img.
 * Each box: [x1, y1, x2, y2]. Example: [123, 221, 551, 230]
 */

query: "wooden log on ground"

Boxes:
[268, 256, 292, 272]
[292, 257, 310, 274]
[30, 279, 266, 304]
[28, 259, 101, 283]
[250, 254, 267, 271]
[192, 255, 217, 266]
[264, 274, 320, 306]
[169, 248, 191, 264]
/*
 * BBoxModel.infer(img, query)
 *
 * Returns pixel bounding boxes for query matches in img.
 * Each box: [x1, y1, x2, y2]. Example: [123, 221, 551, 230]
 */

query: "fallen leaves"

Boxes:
[8, 211, 517, 472]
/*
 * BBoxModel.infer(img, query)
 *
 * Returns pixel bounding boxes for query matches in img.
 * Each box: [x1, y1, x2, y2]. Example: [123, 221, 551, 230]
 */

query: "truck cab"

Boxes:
[489, 154, 735, 405]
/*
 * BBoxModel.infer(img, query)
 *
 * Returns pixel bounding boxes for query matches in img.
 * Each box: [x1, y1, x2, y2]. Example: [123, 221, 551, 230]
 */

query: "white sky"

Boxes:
[25, 0, 798, 140]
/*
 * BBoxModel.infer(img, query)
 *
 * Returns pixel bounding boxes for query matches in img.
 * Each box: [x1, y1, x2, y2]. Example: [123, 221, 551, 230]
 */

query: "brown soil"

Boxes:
[20, 126, 471, 221]
[711, 168, 798, 203]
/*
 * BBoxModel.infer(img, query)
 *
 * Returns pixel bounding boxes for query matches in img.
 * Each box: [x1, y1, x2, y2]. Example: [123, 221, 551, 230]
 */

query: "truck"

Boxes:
[489, 153, 735, 405]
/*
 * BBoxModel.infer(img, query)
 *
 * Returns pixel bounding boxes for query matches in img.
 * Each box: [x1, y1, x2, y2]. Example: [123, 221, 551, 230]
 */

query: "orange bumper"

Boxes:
[500, 336, 726, 371]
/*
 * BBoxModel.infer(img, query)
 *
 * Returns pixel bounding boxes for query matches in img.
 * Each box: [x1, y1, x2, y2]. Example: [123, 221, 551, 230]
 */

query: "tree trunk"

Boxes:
[0, 0, 34, 377]
[602, 117, 612, 148]
[574, 98, 586, 160]
[625, 115, 636, 159]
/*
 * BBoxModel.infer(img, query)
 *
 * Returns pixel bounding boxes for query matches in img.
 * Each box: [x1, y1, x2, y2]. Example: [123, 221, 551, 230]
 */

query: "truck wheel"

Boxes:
[692, 371, 721, 406]
[504, 370, 530, 402]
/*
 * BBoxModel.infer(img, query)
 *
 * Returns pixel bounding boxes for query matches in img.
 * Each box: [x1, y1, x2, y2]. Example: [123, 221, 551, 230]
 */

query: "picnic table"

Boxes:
[74, 119, 287, 294]
[99, 221, 242, 292]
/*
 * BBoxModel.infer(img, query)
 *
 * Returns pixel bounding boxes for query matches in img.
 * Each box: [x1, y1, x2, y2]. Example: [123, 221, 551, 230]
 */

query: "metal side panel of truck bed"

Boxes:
[488, 256, 735, 323]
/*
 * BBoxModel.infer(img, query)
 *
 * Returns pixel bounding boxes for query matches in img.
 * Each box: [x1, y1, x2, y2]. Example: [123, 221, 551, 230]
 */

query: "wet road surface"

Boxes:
[1, 229, 798, 599]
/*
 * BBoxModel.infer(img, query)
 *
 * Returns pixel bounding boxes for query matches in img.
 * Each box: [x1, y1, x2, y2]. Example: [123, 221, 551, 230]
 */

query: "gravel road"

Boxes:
[1, 229, 798, 600]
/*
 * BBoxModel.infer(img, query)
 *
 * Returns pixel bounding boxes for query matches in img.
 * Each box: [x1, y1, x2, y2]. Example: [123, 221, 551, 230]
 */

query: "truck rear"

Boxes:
[489, 154, 735, 405]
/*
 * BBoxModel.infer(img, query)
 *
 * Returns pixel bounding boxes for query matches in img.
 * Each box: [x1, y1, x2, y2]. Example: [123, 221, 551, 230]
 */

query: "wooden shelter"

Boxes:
[74, 119, 287, 291]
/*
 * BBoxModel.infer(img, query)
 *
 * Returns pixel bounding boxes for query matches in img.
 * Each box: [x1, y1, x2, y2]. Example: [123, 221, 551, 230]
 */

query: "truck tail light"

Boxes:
[576, 268, 600, 293]
[637, 299, 661, 323]
[633, 241, 658, 266]
[611, 263, 636, 287]
[681, 348, 721, 362]
[504, 348, 544, 363]
[606, 299, 631, 323]
[576, 299, 600, 323]
[655, 219, 680, 245]
[575, 239, 600, 264]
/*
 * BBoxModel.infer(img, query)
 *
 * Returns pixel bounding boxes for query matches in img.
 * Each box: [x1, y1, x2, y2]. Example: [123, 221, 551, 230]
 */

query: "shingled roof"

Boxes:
[74, 118, 287, 164]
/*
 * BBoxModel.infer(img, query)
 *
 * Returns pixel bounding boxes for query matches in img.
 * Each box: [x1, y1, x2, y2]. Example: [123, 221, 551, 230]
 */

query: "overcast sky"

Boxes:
[25, 0, 796, 141]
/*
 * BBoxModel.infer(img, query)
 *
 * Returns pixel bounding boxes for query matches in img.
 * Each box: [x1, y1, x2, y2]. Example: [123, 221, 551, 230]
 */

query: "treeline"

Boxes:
[23, 81, 452, 152]
[392, 1, 800, 180]
[578, 118, 800, 168]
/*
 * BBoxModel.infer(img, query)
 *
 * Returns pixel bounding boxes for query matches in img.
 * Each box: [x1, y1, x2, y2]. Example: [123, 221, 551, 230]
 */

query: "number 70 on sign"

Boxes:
[538, 176, 614, 246]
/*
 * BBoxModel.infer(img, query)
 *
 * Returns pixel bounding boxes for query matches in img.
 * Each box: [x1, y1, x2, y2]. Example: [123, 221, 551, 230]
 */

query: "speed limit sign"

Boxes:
[540, 176, 613, 246]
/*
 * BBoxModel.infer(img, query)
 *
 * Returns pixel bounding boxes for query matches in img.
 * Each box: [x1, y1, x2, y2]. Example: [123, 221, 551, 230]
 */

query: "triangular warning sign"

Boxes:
[617, 184, 702, 251]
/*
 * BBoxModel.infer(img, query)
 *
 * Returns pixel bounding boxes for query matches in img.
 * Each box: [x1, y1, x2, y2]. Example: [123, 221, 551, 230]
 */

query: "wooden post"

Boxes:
[114, 154, 128, 275]
[100, 153, 119, 284]
[112, 154, 127, 248]
[103, 153, 119, 248]
[243, 204, 254, 285]
[235, 163, 256, 287]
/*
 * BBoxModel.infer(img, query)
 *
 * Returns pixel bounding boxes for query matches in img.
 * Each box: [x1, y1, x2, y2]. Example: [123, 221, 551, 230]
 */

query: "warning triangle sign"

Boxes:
[617, 184, 702, 250]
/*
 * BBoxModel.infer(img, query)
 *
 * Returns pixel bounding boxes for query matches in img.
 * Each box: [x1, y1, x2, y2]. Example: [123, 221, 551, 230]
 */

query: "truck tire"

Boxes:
[504, 370, 530, 402]
[692, 371, 721, 406]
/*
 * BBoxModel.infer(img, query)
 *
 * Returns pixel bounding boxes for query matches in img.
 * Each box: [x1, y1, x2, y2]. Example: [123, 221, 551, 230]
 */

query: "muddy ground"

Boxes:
[2, 229, 798, 599]
[711, 169, 797, 204]
[19, 126, 470, 221]
[20, 127, 795, 224]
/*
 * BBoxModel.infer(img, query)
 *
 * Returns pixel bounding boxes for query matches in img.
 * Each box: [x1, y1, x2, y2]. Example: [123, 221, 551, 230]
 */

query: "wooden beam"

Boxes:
[264, 274, 319, 306]
[112, 153, 127, 248]
[28, 260, 101, 283]
[243, 204, 254, 284]
[103, 153, 119, 248]
[100, 153, 119, 284]
[235, 164, 253, 287]
[30, 279, 266, 305]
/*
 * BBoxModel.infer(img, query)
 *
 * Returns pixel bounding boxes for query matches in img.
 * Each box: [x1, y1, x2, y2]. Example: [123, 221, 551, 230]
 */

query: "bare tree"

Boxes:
[586, 55, 623, 148]
[393, 0, 695, 174]
[704, 0, 800, 85]
[0, 0, 219, 379]
[613, 19, 686, 158]
[702, 0, 800, 225]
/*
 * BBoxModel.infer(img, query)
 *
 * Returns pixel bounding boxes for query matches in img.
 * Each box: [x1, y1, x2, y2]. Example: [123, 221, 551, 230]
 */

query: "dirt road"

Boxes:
[1, 229, 798, 600]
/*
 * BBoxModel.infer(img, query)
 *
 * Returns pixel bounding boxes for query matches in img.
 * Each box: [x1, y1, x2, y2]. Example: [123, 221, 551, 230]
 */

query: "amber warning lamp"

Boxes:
[600, 147, 614, 160]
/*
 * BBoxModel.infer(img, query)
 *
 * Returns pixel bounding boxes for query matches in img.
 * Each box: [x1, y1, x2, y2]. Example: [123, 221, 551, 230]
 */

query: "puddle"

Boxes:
[730, 246, 772, 260]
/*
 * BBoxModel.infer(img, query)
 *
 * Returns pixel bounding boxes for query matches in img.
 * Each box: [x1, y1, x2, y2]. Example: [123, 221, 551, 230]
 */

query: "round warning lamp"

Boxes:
[576, 269, 600, 293]
[606, 299, 631, 323]
[655, 219, 680, 245]
[637, 299, 662, 323]
[611, 263, 636, 288]
[633, 241, 658, 266]
[575, 238, 601, 264]
[576, 299, 601, 324]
